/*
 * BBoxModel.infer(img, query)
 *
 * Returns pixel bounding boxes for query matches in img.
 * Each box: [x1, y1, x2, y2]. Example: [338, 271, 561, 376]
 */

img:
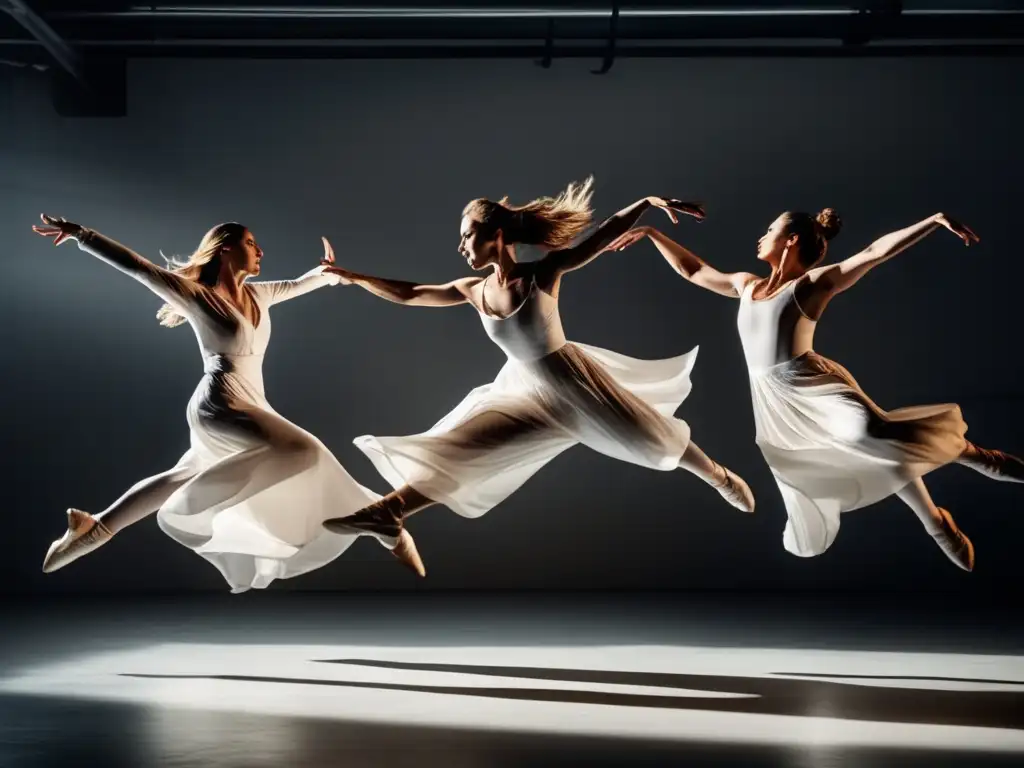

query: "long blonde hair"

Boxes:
[156, 221, 247, 328]
[462, 176, 595, 250]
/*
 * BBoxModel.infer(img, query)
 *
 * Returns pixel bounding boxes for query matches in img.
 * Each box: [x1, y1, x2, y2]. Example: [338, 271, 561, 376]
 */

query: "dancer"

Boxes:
[607, 209, 1023, 571]
[318, 178, 755, 577]
[32, 215, 402, 592]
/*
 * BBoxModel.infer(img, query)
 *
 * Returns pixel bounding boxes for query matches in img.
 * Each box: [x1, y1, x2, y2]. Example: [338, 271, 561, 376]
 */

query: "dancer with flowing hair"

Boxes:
[317, 178, 755, 577]
[606, 208, 1023, 570]
[32, 214, 399, 592]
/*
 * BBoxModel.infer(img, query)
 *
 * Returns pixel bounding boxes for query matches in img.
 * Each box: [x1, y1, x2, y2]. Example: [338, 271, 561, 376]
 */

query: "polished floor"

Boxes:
[1, 592, 1022, 767]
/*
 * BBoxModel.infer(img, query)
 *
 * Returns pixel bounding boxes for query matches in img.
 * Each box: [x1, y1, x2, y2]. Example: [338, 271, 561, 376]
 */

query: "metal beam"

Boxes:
[2, 3, 1024, 61]
[0, 0, 81, 81]
[0, 1, 126, 116]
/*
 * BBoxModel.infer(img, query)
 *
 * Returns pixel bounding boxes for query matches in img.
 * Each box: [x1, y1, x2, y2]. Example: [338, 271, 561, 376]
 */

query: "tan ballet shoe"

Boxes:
[959, 446, 1024, 484]
[712, 467, 756, 513]
[323, 503, 426, 577]
[324, 502, 401, 542]
[390, 529, 426, 578]
[930, 508, 974, 572]
[42, 509, 113, 573]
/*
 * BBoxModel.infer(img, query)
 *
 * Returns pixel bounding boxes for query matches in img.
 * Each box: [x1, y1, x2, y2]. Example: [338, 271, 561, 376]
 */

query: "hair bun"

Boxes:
[815, 208, 842, 241]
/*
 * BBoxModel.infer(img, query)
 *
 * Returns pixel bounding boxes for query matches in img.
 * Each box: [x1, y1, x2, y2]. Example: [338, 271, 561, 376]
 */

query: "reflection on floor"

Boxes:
[1, 592, 1022, 767]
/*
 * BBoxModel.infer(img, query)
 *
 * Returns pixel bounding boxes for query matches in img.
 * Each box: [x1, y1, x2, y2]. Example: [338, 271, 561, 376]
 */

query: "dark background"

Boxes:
[1, 55, 1021, 593]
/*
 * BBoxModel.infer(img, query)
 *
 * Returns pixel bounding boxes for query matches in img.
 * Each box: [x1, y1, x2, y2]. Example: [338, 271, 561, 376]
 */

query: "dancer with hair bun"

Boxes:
[320, 178, 755, 577]
[608, 208, 1023, 571]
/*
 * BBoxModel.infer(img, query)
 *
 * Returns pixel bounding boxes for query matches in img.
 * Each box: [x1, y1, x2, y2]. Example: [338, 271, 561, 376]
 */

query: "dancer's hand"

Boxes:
[645, 197, 706, 224]
[32, 214, 83, 245]
[935, 214, 979, 247]
[319, 237, 353, 284]
[604, 226, 652, 253]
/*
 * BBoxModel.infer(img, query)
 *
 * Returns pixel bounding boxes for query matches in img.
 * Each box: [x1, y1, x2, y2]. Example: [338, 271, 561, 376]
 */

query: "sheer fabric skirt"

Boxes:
[355, 342, 699, 518]
[750, 351, 967, 557]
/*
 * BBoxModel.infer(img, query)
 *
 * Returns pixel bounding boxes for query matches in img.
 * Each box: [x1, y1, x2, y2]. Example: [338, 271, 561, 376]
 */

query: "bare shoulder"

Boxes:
[801, 264, 841, 294]
[804, 264, 834, 282]
[732, 272, 760, 292]
[451, 275, 484, 294]
[529, 255, 561, 293]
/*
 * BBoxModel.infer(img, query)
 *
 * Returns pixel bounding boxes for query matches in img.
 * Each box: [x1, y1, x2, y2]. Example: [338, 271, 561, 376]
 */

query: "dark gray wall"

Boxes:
[2, 56, 1021, 593]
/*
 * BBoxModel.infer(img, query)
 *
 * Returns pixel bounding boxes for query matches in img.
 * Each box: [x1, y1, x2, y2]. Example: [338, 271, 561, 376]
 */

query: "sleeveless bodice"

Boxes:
[736, 280, 817, 373]
[478, 274, 567, 362]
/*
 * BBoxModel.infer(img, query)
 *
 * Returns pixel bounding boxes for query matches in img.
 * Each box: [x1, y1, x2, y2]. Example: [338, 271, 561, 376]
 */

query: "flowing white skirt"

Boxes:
[751, 351, 968, 558]
[154, 357, 380, 592]
[354, 342, 698, 518]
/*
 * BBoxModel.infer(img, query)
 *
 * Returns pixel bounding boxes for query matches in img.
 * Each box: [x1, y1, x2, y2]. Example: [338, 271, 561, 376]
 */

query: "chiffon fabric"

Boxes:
[736, 279, 967, 557]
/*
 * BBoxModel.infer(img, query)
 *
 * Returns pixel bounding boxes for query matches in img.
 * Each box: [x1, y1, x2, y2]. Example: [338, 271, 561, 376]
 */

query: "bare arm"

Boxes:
[326, 267, 479, 308]
[647, 228, 757, 298]
[315, 235, 477, 307]
[536, 197, 705, 282]
[798, 213, 978, 317]
[607, 225, 756, 298]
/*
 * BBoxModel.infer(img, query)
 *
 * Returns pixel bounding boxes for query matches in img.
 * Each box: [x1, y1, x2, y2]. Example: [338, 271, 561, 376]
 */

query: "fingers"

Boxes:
[35, 214, 75, 244]
[946, 219, 979, 246]
[658, 199, 706, 222]
[607, 230, 645, 252]
[673, 201, 706, 221]
[321, 236, 335, 263]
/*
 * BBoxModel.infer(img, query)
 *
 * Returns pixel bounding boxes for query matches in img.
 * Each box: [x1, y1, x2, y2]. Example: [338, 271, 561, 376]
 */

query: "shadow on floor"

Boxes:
[123, 655, 1024, 731]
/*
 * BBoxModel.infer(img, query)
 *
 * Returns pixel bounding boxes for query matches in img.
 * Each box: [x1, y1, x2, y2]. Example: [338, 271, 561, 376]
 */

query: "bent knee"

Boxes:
[278, 439, 320, 470]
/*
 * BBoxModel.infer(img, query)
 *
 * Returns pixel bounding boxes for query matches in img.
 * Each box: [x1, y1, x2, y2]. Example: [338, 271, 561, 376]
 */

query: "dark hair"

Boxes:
[782, 208, 842, 268]
[462, 177, 595, 250]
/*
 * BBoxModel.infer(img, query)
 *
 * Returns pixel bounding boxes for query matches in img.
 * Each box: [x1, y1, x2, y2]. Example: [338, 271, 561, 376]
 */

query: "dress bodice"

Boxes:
[75, 229, 338, 386]
[736, 279, 817, 373]
[190, 287, 273, 382]
[478, 272, 567, 362]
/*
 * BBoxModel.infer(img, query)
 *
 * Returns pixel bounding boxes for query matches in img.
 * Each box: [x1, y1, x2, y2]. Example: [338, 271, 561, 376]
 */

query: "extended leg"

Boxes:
[896, 477, 974, 571]
[43, 463, 197, 573]
[333, 403, 564, 577]
[324, 485, 433, 577]
[958, 441, 1024, 483]
[677, 441, 755, 513]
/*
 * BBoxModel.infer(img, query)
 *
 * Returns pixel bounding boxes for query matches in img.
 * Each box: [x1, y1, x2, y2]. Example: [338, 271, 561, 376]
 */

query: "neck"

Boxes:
[216, 262, 247, 295]
[492, 245, 518, 285]
[766, 256, 804, 291]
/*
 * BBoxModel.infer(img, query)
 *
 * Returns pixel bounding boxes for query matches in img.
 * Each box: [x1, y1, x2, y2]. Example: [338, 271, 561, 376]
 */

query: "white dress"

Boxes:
[737, 279, 967, 558]
[354, 266, 698, 518]
[76, 230, 381, 592]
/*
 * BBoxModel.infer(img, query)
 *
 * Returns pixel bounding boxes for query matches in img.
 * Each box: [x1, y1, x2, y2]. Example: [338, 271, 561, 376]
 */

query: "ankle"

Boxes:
[709, 461, 728, 487]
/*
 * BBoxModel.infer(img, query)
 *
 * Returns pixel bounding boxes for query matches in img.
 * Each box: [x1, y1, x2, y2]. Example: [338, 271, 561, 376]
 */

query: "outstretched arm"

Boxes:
[254, 266, 343, 306]
[324, 268, 479, 308]
[317, 237, 478, 307]
[536, 197, 705, 281]
[798, 213, 978, 317]
[607, 226, 757, 298]
[32, 214, 198, 312]
[253, 240, 345, 305]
